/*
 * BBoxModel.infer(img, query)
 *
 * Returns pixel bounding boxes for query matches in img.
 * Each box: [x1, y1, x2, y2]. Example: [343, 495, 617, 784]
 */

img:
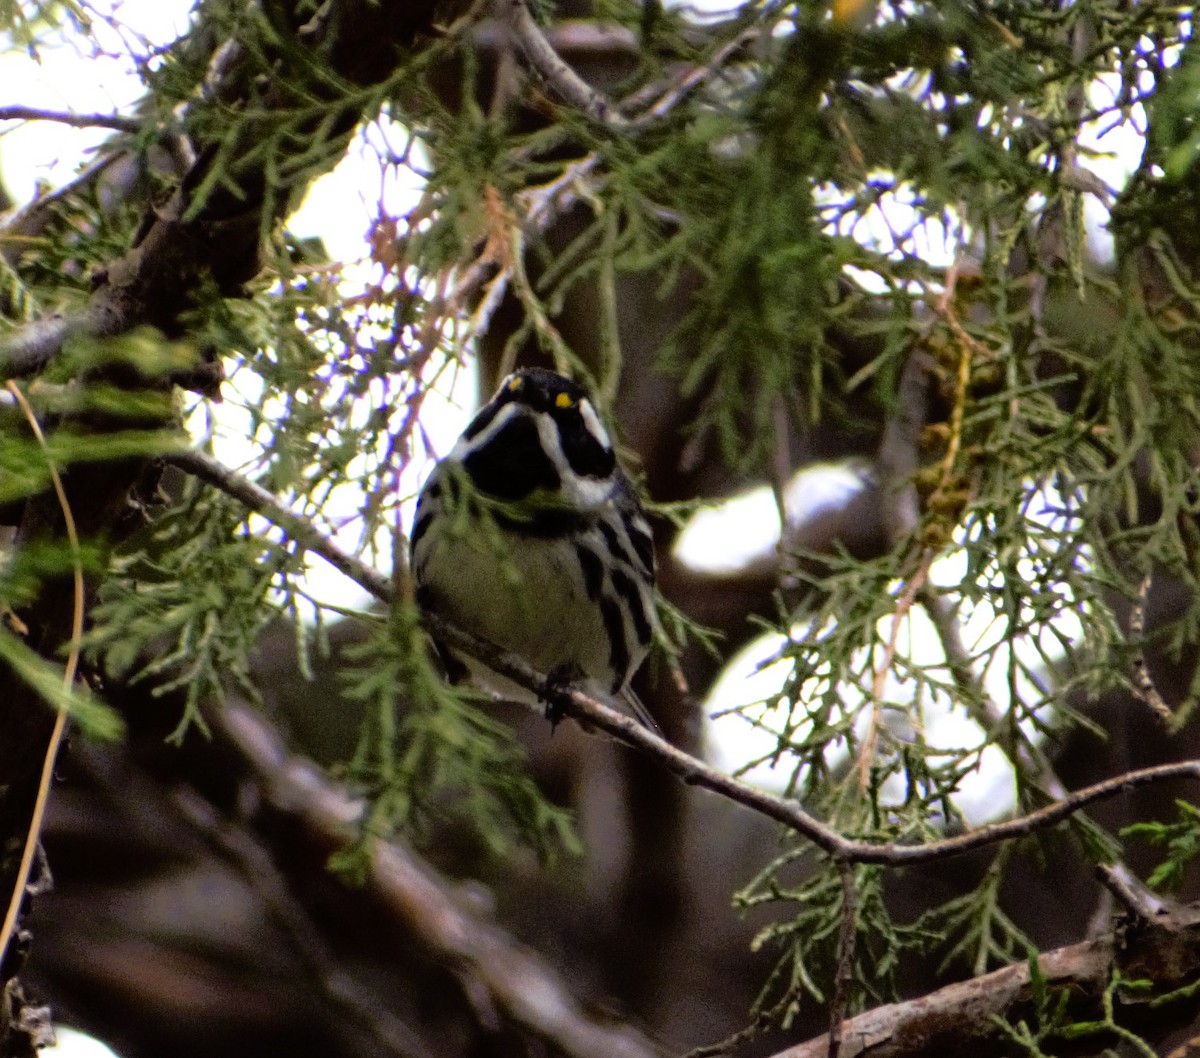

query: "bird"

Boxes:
[410, 367, 658, 730]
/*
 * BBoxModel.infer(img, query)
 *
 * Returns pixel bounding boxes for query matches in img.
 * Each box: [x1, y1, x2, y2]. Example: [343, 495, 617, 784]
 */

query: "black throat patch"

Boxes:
[463, 413, 561, 501]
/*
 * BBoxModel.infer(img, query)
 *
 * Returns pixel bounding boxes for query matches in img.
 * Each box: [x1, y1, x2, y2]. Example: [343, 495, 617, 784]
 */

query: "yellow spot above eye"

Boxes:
[555, 392, 573, 409]
[507, 376, 523, 392]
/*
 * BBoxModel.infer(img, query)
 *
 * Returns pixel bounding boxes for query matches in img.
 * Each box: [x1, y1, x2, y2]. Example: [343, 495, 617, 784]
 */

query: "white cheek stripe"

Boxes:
[536, 409, 571, 477]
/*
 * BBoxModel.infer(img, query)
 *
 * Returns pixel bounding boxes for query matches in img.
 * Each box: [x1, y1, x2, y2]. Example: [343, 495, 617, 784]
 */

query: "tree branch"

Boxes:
[214, 699, 663, 1058]
[0, 106, 140, 132]
[168, 449, 1200, 869]
[1130, 571, 1173, 725]
[769, 891, 1200, 1058]
[771, 937, 1116, 1058]
[168, 780, 453, 1058]
[164, 449, 392, 602]
[622, 26, 761, 128]
[0, 316, 82, 379]
[500, 0, 630, 128]
[828, 863, 858, 1058]
[474, 19, 640, 59]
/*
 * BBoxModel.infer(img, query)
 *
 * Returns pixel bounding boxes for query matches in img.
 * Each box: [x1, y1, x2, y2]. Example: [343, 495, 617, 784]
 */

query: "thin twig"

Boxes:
[501, 0, 629, 128]
[169, 449, 1200, 868]
[860, 554, 931, 789]
[1095, 862, 1166, 922]
[680, 1010, 776, 1058]
[919, 582, 1068, 801]
[1130, 572, 1173, 726]
[164, 449, 393, 602]
[447, 153, 602, 344]
[875, 351, 932, 514]
[624, 26, 761, 127]
[0, 105, 140, 132]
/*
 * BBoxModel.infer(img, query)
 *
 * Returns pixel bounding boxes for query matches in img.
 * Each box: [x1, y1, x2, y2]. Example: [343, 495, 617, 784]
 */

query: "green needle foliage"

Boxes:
[5, 0, 1200, 1050]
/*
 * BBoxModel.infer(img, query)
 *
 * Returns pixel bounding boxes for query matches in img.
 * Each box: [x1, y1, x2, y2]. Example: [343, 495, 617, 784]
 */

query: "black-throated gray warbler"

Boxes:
[410, 367, 657, 729]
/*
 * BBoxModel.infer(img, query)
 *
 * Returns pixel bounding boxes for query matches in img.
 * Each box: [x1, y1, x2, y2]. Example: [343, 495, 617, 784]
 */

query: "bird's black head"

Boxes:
[454, 369, 617, 504]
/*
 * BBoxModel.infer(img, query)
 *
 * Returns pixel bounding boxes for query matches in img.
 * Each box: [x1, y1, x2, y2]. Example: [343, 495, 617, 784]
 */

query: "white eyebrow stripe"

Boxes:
[447, 401, 521, 461]
[536, 407, 571, 476]
[577, 397, 612, 451]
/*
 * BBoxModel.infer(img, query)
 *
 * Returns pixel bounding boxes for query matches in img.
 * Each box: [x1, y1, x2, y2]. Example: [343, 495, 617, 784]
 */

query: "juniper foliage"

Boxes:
[3, 0, 1200, 1049]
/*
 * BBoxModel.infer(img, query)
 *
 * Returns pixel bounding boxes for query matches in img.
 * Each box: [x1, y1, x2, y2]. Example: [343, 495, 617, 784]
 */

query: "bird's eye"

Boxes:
[555, 392, 573, 409]
[507, 376, 523, 393]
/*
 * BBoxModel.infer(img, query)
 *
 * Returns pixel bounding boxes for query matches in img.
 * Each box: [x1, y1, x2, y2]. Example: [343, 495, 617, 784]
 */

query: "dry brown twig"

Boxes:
[0, 383, 84, 979]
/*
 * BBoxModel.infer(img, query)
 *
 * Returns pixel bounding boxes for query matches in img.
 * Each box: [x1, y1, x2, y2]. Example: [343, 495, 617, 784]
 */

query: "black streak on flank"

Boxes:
[624, 515, 655, 579]
[410, 507, 435, 553]
[610, 567, 652, 644]
[599, 595, 630, 692]
[575, 544, 604, 601]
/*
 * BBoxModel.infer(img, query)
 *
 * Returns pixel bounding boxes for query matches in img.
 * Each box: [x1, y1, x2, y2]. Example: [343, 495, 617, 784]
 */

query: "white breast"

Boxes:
[414, 507, 615, 705]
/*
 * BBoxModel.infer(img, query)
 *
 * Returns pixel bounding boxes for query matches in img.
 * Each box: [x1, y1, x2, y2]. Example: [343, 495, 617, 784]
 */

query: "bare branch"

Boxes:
[768, 937, 1116, 1058]
[500, 0, 630, 128]
[623, 26, 761, 127]
[430, 614, 1200, 867]
[448, 153, 603, 344]
[874, 350, 930, 527]
[474, 19, 640, 59]
[0, 105, 140, 132]
[215, 700, 664, 1058]
[770, 886, 1200, 1058]
[164, 449, 393, 603]
[1096, 862, 1166, 922]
